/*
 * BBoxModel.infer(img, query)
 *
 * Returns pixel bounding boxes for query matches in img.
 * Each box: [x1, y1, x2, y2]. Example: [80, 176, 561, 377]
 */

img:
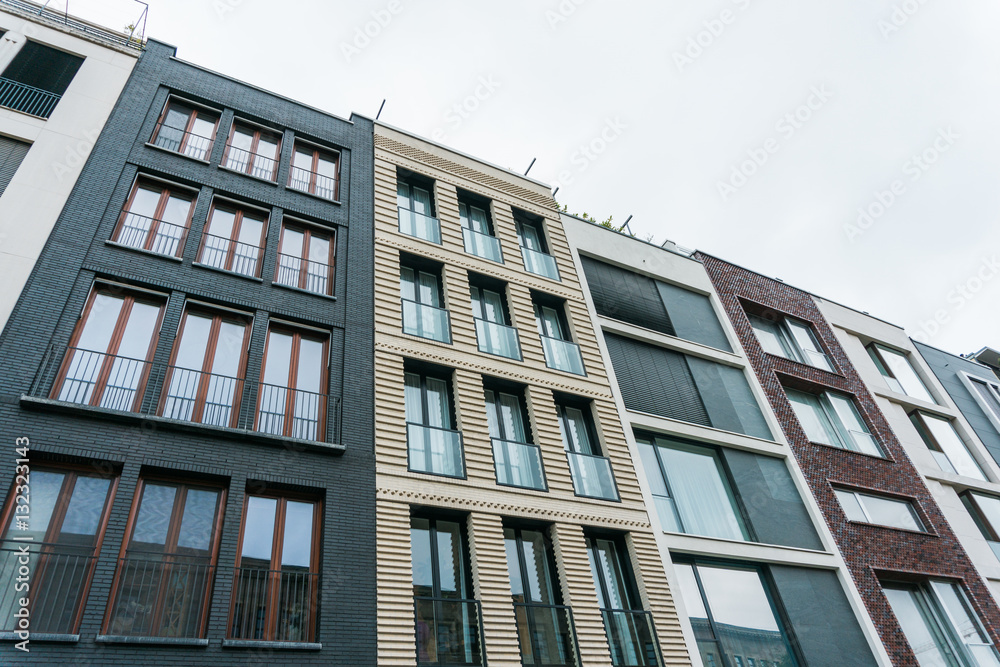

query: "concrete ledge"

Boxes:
[96, 634, 209, 646]
[222, 639, 322, 650]
[0, 632, 79, 642]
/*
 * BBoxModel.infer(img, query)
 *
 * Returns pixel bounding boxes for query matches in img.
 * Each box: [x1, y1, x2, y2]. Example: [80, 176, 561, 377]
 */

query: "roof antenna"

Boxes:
[620, 215, 633, 234]
[552, 186, 560, 198]
[524, 158, 536, 176]
[376, 99, 386, 120]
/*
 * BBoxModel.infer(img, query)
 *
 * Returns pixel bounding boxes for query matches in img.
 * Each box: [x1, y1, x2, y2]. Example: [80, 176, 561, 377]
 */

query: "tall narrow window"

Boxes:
[161, 308, 251, 428]
[412, 516, 483, 666]
[485, 387, 545, 490]
[748, 313, 833, 372]
[0, 466, 116, 634]
[223, 122, 281, 181]
[962, 492, 1000, 562]
[113, 178, 196, 257]
[54, 288, 165, 412]
[0, 135, 30, 197]
[0, 40, 83, 118]
[586, 535, 662, 667]
[911, 412, 987, 480]
[534, 298, 585, 375]
[504, 526, 579, 666]
[397, 171, 440, 243]
[969, 377, 1000, 426]
[406, 368, 464, 478]
[784, 388, 882, 456]
[198, 201, 268, 278]
[151, 99, 219, 161]
[834, 488, 924, 531]
[106, 478, 224, 639]
[471, 277, 521, 360]
[288, 142, 338, 201]
[401, 260, 451, 343]
[557, 400, 619, 501]
[275, 222, 335, 296]
[229, 494, 320, 642]
[515, 210, 560, 281]
[459, 191, 502, 263]
[868, 343, 936, 403]
[256, 326, 329, 441]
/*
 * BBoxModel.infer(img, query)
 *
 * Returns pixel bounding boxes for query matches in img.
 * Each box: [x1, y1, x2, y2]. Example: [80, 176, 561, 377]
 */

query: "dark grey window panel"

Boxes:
[0, 135, 30, 197]
[3, 41, 84, 96]
[580, 255, 675, 336]
[686, 356, 772, 440]
[655, 281, 732, 352]
[720, 449, 822, 550]
[769, 566, 879, 667]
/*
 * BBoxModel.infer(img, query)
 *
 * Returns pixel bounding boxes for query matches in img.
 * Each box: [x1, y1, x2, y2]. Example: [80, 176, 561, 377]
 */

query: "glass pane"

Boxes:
[397, 181, 410, 209]
[400, 267, 416, 302]
[60, 476, 111, 539]
[163, 313, 213, 421]
[296, 338, 324, 393]
[411, 185, 431, 216]
[861, 494, 922, 531]
[498, 392, 527, 443]
[425, 377, 451, 429]
[749, 316, 792, 359]
[280, 228, 304, 259]
[785, 389, 840, 447]
[293, 149, 312, 171]
[436, 521, 464, 598]
[203, 208, 236, 269]
[786, 319, 833, 371]
[177, 488, 219, 552]
[884, 587, 957, 667]
[827, 394, 867, 435]
[923, 414, 985, 481]
[116, 301, 160, 361]
[411, 518, 433, 596]
[835, 490, 867, 522]
[559, 407, 594, 455]
[263, 331, 293, 386]
[590, 538, 633, 611]
[129, 186, 161, 219]
[76, 293, 124, 353]
[520, 530, 555, 605]
[131, 483, 177, 547]
[404, 373, 423, 423]
[520, 223, 541, 250]
[6, 470, 63, 541]
[504, 529, 524, 601]
[673, 565, 710, 634]
[281, 501, 314, 568]
[878, 345, 935, 403]
[241, 496, 277, 564]
[658, 442, 745, 541]
[972, 494, 1000, 535]
[537, 305, 563, 339]
[417, 271, 440, 307]
[101, 300, 160, 410]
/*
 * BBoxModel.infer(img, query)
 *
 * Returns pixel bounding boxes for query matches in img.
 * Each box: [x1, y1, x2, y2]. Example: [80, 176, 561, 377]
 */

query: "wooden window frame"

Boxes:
[275, 223, 336, 296]
[222, 121, 282, 182]
[196, 199, 269, 278]
[113, 177, 196, 257]
[255, 325, 330, 440]
[288, 141, 340, 201]
[150, 98, 221, 159]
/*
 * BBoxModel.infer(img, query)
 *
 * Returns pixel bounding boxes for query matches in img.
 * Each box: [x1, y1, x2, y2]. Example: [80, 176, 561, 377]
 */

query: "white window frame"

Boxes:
[835, 488, 925, 531]
[748, 313, 834, 372]
[960, 372, 1000, 436]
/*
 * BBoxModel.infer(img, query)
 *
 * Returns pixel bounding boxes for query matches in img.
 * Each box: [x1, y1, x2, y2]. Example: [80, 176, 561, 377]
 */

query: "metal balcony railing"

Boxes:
[276, 252, 333, 296]
[402, 299, 452, 343]
[106, 555, 215, 639]
[520, 245, 560, 281]
[115, 212, 188, 257]
[0, 77, 61, 118]
[0, 0, 145, 50]
[600, 609, 663, 667]
[566, 451, 619, 501]
[407, 422, 465, 478]
[513, 603, 580, 667]
[414, 596, 484, 666]
[289, 166, 337, 201]
[492, 438, 546, 490]
[0, 545, 97, 634]
[398, 206, 441, 244]
[462, 227, 503, 263]
[540, 335, 585, 375]
[223, 144, 279, 181]
[474, 318, 521, 361]
[198, 232, 262, 277]
[152, 126, 214, 161]
[229, 566, 320, 643]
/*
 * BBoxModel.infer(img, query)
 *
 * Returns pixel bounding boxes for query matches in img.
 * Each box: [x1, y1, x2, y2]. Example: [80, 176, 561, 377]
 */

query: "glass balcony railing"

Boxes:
[399, 206, 441, 244]
[492, 438, 546, 491]
[475, 318, 522, 360]
[407, 423, 465, 478]
[414, 597, 484, 666]
[566, 451, 619, 501]
[513, 603, 580, 667]
[462, 227, 503, 263]
[601, 609, 663, 667]
[402, 299, 452, 344]
[520, 246, 560, 281]
[540, 335, 585, 375]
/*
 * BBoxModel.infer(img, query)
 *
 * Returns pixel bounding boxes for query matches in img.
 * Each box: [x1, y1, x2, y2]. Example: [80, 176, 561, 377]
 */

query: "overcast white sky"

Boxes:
[67, 0, 1000, 356]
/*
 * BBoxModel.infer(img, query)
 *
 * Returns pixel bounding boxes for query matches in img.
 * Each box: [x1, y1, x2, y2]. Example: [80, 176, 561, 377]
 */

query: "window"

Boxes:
[962, 492, 1000, 562]
[113, 178, 195, 257]
[223, 121, 281, 181]
[458, 190, 502, 263]
[911, 412, 986, 480]
[151, 98, 219, 161]
[160, 308, 251, 428]
[275, 222, 335, 296]
[556, 399, 618, 501]
[256, 326, 329, 441]
[406, 367, 464, 478]
[674, 562, 798, 667]
[969, 376, 1000, 426]
[883, 581, 1000, 667]
[485, 386, 545, 490]
[636, 435, 748, 541]
[400, 258, 450, 343]
[748, 313, 833, 372]
[785, 388, 882, 456]
[411, 516, 483, 666]
[54, 288, 165, 412]
[397, 170, 439, 243]
[868, 344, 936, 403]
[288, 141, 338, 201]
[834, 488, 924, 531]
[515, 209, 560, 281]
[0, 466, 115, 634]
[504, 526, 578, 666]
[197, 200, 268, 277]
[106, 478, 224, 638]
[586, 535, 662, 667]
[0, 40, 83, 118]
[0, 135, 30, 197]
[534, 297, 585, 375]
[470, 276, 521, 360]
[229, 493, 320, 642]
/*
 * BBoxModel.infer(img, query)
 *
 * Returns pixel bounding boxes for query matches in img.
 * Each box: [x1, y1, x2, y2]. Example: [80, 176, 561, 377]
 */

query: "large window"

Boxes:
[106, 478, 224, 639]
[397, 171, 439, 244]
[151, 98, 219, 161]
[557, 399, 619, 501]
[0, 136, 31, 197]
[223, 121, 281, 181]
[534, 297, 585, 375]
[401, 259, 451, 344]
[748, 313, 833, 372]
[674, 562, 799, 667]
[275, 222, 335, 296]
[0, 40, 83, 118]
[485, 386, 545, 491]
[504, 526, 578, 667]
[229, 493, 320, 642]
[412, 516, 483, 666]
[784, 388, 882, 456]
[197, 200, 268, 278]
[636, 435, 748, 541]
[256, 326, 329, 441]
[883, 580, 1000, 667]
[458, 191, 502, 263]
[969, 376, 1000, 427]
[406, 367, 464, 478]
[515, 209, 559, 281]
[113, 178, 196, 257]
[911, 412, 987, 480]
[288, 141, 338, 201]
[834, 488, 924, 531]
[54, 288, 165, 412]
[0, 466, 115, 634]
[470, 277, 521, 361]
[868, 343, 936, 403]
[962, 492, 1000, 562]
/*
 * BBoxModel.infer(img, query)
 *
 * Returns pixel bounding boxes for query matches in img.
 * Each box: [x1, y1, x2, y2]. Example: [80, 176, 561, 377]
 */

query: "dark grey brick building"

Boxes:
[0, 39, 376, 665]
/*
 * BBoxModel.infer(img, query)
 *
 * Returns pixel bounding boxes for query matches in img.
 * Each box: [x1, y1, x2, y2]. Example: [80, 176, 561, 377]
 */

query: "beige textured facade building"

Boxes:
[373, 122, 689, 666]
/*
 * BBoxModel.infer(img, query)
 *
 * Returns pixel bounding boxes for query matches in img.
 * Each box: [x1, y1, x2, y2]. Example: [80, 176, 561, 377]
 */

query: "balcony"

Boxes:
[492, 439, 546, 491]
[540, 335, 585, 375]
[0, 77, 61, 118]
[408, 423, 465, 478]
[152, 126, 214, 162]
[0, 545, 97, 635]
[198, 232, 262, 278]
[229, 566, 319, 643]
[601, 609, 663, 667]
[474, 318, 522, 361]
[414, 596, 484, 666]
[402, 299, 452, 343]
[276, 252, 334, 296]
[520, 246, 560, 281]
[462, 228, 503, 263]
[399, 206, 441, 244]
[566, 451, 619, 501]
[115, 213, 188, 257]
[289, 166, 338, 201]
[224, 144, 279, 181]
[513, 603, 580, 667]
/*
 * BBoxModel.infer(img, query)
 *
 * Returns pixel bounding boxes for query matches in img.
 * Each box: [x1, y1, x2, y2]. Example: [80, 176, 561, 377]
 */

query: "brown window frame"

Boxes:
[112, 177, 197, 257]
[222, 121, 282, 182]
[287, 141, 340, 201]
[274, 222, 336, 296]
[196, 199, 269, 278]
[255, 324, 330, 440]
[150, 98, 221, 160]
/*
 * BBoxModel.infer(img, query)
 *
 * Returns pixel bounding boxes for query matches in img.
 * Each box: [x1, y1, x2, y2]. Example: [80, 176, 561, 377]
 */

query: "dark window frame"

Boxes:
[112, 176, 197, 257]
[275, 220, 336, 296]
[196, 198, 269, 278]
[255, 324, 330, 440]
[222, 120, 282, 181]
[288, 140, 340, 201]
[150, 97, 221, 160]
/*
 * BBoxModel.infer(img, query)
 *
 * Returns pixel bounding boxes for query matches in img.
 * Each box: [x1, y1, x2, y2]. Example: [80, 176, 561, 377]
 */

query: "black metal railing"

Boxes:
[414, 596, 484, 666]
[289, 166, 337, 201]
[0, 545, 97, 634]
[601, 609, 663, 667]
[115, 213, 188, 257]
[275, 252, 333, 296]
[224, 144, 279, 181]
[229, 567, 320, 643]
[0, 0, 145, 50]
[0, 77, 61, 118]
[198, 232, 262, 277]
[152, 126, 214, 161]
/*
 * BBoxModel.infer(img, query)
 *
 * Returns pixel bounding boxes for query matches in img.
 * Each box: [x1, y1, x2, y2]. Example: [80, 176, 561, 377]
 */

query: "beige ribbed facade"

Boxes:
[374, 123, 689, 666]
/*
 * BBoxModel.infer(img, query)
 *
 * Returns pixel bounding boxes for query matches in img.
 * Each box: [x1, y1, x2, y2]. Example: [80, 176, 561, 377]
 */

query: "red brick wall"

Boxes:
[697, 252, 1000, 666]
